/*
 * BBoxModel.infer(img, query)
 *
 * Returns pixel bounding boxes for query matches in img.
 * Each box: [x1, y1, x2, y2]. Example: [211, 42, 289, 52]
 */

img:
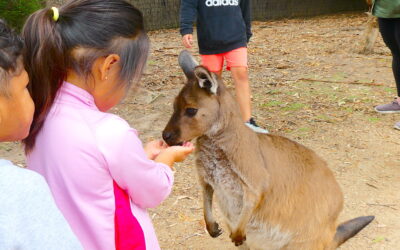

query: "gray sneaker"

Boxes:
[395, 121, 400, 130]
[375, 98, 400, 113]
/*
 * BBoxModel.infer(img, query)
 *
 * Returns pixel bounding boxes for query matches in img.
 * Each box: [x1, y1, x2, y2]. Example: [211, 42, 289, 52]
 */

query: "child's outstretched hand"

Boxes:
[165, 142, 194, 162]
[155, 142, 195, 167]
[145, 139, 168, 160]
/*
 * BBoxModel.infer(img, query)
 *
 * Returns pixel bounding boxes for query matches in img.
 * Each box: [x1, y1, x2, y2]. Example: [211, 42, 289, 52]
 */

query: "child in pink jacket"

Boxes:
[22, 1, 194, 249]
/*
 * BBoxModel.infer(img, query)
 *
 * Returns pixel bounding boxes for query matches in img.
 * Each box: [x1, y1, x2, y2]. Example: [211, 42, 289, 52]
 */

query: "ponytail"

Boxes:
[22, 0, 149, 152]
[22, 7, 66, 152]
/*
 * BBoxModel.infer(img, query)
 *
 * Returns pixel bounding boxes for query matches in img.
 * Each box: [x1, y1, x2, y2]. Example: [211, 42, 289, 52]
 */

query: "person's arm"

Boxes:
[106, 129, 175, 209]
[180, 0, 198, 36]
[240, 0, 252, 42]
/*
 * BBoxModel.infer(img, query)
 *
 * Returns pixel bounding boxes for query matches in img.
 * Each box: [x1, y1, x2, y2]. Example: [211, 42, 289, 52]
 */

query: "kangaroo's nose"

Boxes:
[162, 131, 173, 142]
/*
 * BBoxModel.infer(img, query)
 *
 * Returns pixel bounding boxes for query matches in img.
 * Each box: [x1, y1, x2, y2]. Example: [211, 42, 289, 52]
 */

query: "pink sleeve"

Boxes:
[98, 120, 174, 209]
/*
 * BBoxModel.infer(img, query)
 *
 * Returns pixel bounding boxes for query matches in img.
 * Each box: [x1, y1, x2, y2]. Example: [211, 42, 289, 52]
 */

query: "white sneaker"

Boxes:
[245, 118, 269, 134]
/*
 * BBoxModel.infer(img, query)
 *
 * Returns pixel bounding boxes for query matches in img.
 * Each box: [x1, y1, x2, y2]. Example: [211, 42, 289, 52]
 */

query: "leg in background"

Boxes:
[230, 66, 252, 122]
[378, 18, 400, 97]
[391, 18, 400, 96]
[377, 18, 400, 127]
[375, 18, 400, 114]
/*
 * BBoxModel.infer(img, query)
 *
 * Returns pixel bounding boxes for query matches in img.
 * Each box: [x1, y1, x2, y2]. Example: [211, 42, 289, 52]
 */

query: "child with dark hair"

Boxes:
[22, 0, 194, 249]
[0, 19, 81, 249]
[180, 0, 269, 133]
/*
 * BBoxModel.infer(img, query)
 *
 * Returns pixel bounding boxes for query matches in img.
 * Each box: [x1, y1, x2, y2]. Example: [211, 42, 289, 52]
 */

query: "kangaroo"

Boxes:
[162, 50, 374, 249]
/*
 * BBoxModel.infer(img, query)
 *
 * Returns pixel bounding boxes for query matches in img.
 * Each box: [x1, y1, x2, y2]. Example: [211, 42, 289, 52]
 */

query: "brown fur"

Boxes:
[163, 51, 373, 249]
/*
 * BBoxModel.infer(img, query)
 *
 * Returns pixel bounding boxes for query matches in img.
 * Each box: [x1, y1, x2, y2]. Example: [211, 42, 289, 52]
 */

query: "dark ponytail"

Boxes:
[22, 0, 150, 152]
[22, 7, 66, 152]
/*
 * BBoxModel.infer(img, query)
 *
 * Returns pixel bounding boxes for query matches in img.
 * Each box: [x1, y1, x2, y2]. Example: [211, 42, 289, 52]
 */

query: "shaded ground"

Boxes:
[1, 13, 398, 249]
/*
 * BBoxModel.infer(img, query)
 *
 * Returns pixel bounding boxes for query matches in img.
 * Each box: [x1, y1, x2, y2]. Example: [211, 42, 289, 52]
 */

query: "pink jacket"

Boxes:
[27, 82, 174, 250]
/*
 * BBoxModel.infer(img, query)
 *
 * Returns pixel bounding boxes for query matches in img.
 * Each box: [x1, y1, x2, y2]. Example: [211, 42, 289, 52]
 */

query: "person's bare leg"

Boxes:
[230, 66, 251, 122]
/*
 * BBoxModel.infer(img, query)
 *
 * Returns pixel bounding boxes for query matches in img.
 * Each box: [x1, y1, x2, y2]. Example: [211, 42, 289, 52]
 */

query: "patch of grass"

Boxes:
[316, 114, 331, 121]
[372, 236, 385, 243]
[286, 91, 297, 96]
[330, 72, 347, 81]
[289, 127, 312, 138]
[344, 107, 354, 113]
[283, 103, 306, 111]
[383, 87, 396, 94]
[298, 127, 311, 132]
[148, 60, 157, 65]
[265, 89, 281, 95]
[367, 117, 381, 123]
[329, 95, 338, 102]
[261, 100, 284, 107]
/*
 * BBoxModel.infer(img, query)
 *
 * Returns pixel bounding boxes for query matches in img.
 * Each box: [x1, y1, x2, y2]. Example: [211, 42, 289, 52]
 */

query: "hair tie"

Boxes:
[51, 7, 59, 22]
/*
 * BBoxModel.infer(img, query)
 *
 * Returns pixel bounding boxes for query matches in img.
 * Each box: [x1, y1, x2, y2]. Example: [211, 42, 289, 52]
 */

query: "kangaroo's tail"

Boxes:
[332, 216, 374, 248]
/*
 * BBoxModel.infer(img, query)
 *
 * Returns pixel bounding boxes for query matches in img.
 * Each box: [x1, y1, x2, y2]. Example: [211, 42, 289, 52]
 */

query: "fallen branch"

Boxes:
[298, 78, 384, 87]
[367, 203, 397, 210]
[366, 183, 378, 189]
[171, 195, 193, 207]
[181, 233, 204, 242]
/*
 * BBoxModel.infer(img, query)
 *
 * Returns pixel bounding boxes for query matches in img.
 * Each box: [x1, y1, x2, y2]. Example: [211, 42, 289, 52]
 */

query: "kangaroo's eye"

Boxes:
[185, 108, 198, 117]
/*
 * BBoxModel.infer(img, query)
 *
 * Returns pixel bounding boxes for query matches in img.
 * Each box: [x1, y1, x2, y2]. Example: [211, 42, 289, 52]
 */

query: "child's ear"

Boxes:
[100, 54, 120, 81]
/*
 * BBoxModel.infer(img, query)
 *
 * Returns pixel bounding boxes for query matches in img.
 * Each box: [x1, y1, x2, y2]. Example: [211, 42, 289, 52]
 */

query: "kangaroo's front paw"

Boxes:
[206, 221, 222, 238]
[230, 231, 246, 246]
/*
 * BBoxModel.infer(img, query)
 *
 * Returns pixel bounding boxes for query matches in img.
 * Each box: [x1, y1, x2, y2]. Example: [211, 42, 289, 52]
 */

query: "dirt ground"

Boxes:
[1, 13, 399, 249]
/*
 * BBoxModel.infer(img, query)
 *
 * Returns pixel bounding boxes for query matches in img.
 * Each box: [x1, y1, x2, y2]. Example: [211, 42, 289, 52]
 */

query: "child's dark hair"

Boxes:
[22, 0, 150, 152]
[0, 19, 24, 96]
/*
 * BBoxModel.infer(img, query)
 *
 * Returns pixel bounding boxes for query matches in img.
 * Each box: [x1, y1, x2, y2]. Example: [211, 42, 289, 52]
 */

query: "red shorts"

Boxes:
[201, 47, 247, 72]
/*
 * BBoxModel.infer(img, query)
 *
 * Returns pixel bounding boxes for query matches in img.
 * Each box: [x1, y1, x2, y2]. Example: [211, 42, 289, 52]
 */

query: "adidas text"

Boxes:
[205, 0, 239, 7]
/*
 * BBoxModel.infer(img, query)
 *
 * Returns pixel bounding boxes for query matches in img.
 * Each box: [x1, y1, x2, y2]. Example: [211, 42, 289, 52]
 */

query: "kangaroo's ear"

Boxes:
[178, 50, 198, 80]
[194, 66, 218, 95]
